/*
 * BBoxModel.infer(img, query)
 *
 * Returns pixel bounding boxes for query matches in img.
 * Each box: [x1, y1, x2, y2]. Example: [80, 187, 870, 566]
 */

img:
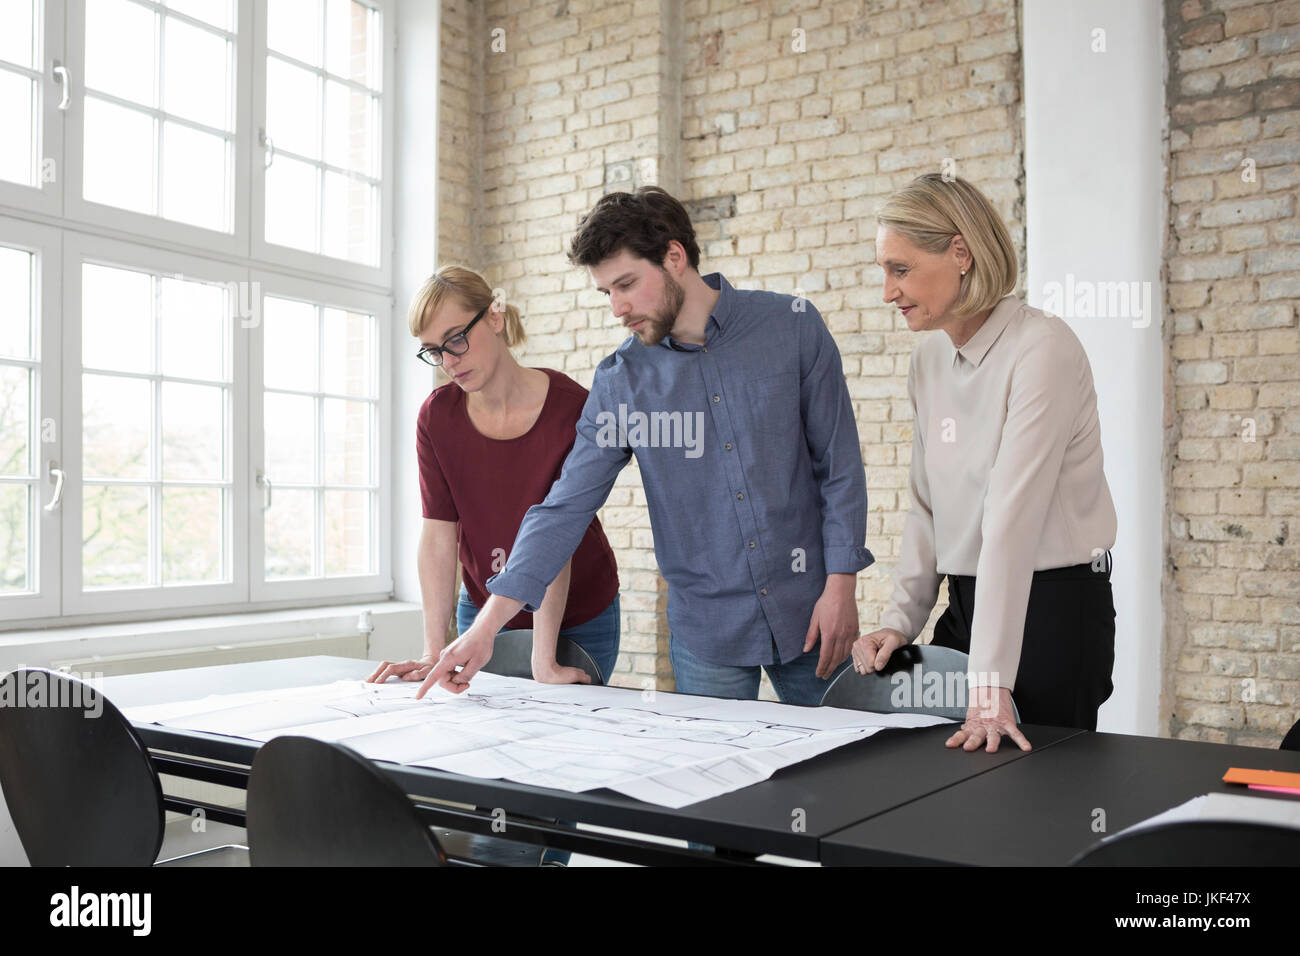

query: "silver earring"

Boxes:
[960, 270, 967, 276]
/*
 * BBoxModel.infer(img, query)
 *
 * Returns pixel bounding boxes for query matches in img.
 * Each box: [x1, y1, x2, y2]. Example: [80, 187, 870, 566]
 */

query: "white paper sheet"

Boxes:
[122, 673, 950, 809]
[1112, 791, 1300, 839]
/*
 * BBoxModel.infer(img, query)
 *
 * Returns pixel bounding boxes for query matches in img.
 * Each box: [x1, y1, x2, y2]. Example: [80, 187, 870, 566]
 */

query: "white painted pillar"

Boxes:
[392, 0, 442, 610]
[1023, 0, 1167, 735]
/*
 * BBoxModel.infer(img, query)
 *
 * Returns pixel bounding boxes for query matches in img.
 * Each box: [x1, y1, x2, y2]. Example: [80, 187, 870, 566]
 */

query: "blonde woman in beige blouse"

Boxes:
[853, 173, 1118, 753]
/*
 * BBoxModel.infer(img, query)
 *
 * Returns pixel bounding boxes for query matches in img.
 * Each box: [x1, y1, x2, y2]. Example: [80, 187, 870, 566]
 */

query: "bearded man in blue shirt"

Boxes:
[421, 186, 873, 705]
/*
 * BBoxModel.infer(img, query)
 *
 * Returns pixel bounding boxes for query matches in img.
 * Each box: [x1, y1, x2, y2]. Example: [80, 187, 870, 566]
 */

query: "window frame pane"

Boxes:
[61, 0, 250, 256]
[250, 0, 392, 288]
[0, 214, 61, 621]
[0, 0, 65, 216]
[248, 267, 390, 604]
[61, 231, 248, 615]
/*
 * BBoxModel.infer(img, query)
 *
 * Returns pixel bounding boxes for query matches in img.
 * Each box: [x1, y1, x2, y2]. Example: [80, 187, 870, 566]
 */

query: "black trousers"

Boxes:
[930, 555, 1116, 731]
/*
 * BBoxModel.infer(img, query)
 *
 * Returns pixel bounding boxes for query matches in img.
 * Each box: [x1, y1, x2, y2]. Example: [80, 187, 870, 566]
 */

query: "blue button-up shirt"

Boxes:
[486, 272, 873, 666]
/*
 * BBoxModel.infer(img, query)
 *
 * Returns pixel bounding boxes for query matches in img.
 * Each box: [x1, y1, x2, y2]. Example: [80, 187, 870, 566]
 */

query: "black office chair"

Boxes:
[819, 643, 1021, 722]
[1072, 820, 1300, 866]
[482, 629, 604, 685]
[1280, 717, 1300, 752]
[247, 736, 447, 866]
[0, 667, 247, 867]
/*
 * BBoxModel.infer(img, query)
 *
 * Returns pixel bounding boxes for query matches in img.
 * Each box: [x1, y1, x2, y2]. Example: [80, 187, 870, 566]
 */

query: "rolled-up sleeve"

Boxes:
[485, 365, 631, 612]
[798, 304, 874, 575]
[879, 358, 942, 638]
[968, 333, 1081, 690]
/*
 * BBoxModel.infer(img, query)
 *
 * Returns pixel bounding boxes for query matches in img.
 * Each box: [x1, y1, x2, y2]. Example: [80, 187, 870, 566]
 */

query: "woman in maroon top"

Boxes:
[368, 265, 620, 689]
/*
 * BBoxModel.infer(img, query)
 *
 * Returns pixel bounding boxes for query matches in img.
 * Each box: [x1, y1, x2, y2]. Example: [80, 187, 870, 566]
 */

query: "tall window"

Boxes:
[261, 295, 377, 581]
[0, 0, 41, 189]
[0, 0, 393, 626]
[0, 244, 37, 593]
[82, 0, 236, 230]
[79, 263, 231, 589]
[263, 0, 381, 265]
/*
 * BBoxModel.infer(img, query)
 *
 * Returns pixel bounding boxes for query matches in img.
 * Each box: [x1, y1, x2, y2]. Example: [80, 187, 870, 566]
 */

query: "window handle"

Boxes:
[52, 62, 70, 110]
[260, 128, 275, 169]
[44, 462, 65, 512]
[257, 472, 272, 510]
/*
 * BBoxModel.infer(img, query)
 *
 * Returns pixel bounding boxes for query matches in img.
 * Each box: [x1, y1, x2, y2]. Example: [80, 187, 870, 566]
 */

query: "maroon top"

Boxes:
[416, 367, 619, 631]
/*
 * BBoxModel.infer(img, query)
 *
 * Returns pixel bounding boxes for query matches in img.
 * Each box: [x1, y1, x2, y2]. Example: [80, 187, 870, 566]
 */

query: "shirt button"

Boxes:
[725, 442, 733, 450]
[712, 395, 720, 403]
[760, 588, 768, 596]
[736, 492, 744, 500]
[748, 541, 755, 549]
[702, 347, 708, 353]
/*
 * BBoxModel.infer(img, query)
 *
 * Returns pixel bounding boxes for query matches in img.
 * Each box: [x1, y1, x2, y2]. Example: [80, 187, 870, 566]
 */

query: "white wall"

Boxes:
[391, 0, 441, 622]
[1023, 0, 1167, 735]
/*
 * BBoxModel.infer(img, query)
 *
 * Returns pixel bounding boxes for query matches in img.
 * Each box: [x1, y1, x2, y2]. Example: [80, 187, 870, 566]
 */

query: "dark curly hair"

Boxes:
[567, 186, 701, 271]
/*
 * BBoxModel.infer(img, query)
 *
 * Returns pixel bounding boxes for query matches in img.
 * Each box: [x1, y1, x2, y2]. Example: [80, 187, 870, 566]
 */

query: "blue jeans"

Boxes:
[669, 634, 850, 707]
[456, 586, 621, 864]
[456, 586, 620, 685]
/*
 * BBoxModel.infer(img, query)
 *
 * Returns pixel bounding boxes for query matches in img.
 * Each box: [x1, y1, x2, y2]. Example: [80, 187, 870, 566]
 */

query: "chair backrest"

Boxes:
[1280, 717, 1300, 752]
[247, 735, 446, 866]
[820, 644, 1020, 722]
[1072, 820, 1300, 866]
[481, 629, 604, 685]
[0, 668, 164, 866]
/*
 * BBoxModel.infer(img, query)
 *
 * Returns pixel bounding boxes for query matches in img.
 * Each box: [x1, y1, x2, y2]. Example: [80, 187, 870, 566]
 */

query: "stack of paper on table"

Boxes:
[122, 673, 950, 809]
[1110, 791, 1300, 840]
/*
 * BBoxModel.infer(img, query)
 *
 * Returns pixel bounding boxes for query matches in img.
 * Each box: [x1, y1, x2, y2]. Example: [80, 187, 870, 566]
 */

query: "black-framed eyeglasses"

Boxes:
[416, 306, 487, 367]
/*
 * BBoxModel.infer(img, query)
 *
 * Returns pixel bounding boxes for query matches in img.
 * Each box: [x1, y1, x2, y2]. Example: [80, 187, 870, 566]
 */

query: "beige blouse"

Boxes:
[878, 294, 1117, 690]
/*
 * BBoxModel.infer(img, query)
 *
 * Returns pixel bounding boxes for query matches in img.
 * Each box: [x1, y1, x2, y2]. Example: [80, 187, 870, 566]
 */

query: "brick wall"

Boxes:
[437, 0, 1027, 693]
[1164, 0, 1300, 746]
[438, 0, 482, 268]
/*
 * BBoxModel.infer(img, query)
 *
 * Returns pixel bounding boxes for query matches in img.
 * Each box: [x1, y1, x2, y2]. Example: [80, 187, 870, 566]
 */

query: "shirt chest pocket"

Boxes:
[735, 370, 802, 464]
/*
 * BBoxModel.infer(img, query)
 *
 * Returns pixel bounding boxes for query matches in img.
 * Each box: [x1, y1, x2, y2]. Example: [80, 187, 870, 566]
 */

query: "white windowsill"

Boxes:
[0, 600, 424, 665]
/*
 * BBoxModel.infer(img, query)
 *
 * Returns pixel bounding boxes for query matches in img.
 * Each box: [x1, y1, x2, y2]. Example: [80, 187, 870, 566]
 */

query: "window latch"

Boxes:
[44, 461, 65, 512]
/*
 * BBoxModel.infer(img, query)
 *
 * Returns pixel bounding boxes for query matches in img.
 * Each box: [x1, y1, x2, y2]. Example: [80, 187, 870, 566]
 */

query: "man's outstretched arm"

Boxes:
[419, 366, 632, 696]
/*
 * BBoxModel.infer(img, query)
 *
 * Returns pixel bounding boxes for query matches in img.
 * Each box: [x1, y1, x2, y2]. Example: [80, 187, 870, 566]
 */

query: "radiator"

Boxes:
[49, 632, 368, 677]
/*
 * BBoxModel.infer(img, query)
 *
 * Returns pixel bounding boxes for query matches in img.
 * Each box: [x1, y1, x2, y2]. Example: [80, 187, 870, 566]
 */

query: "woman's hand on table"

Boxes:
[947, 685, 1031, 753]
[417, 625, 496, 699]
[530, 657, 592, 685]
[851, 627, 907, 674]
[366, 652, 438, 685]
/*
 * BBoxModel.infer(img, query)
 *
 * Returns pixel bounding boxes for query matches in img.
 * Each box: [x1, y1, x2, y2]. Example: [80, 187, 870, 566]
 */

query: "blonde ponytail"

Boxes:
[502, 303, 526, 347]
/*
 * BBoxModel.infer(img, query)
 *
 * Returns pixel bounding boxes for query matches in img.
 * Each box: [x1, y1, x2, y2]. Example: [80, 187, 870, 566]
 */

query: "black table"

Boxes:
[820, 730, 1300, 866]
[101, 655, 1080, 866]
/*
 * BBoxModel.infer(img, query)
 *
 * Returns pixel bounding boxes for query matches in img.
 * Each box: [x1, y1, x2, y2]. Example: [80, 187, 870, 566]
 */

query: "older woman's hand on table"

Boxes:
[947, 685, 1031, 753]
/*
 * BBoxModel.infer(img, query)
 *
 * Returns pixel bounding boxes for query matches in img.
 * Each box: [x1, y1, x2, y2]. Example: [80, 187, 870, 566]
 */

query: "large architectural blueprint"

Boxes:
[122, 673, 950, 808]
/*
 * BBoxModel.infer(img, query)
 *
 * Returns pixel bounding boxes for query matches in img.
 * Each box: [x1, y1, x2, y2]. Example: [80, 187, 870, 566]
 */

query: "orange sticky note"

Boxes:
[1223, 767, 1300, 789]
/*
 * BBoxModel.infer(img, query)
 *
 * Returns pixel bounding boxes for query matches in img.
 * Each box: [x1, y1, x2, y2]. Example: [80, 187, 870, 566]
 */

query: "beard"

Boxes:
[628, 270, 686, 346]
